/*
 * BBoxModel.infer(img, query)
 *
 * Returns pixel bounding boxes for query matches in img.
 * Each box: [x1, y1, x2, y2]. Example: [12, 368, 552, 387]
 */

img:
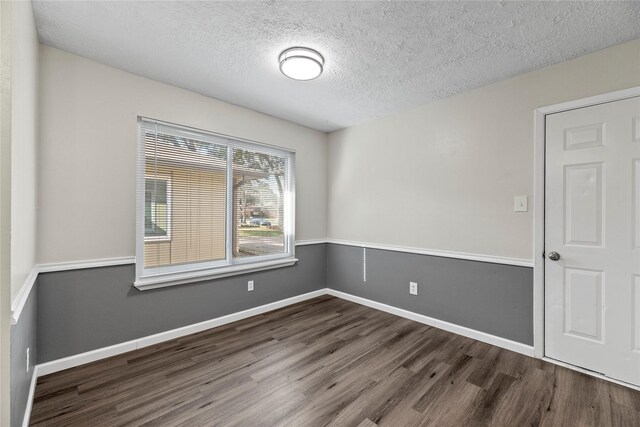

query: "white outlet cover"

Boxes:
[410, 282, 418, 295]
[248, 280, 254, 291]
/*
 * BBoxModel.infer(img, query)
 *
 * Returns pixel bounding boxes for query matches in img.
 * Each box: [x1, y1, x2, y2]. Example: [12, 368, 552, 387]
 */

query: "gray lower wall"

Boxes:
[326, 244, 533, 345]
[34, 241, 532, 366]
[37, 244, 326, 363]
[13, 241, 533, 425]
[10, 285, 37, 427]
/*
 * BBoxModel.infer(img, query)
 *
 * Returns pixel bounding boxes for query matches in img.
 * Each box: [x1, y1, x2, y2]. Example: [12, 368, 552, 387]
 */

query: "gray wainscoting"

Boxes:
[37, 244, 327, 363]
[326, 244, 533, 345]
[36, 242, 533, 366]
[10, 285, 37, 427]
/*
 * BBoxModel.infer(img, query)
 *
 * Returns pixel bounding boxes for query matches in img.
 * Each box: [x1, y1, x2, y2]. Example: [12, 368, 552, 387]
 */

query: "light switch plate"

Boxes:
[514, 196, 528, 212]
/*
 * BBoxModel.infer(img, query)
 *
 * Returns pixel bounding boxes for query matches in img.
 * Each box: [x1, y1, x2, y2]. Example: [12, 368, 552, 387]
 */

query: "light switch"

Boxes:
[514, 196, 528, 212]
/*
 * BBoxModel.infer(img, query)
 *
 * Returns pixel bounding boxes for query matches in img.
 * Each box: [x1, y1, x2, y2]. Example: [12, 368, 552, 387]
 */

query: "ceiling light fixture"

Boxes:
[279, 47, 324, 81]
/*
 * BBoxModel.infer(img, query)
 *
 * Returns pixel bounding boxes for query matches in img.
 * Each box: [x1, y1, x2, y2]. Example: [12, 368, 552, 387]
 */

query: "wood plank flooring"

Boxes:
[31, 296, 640, 426]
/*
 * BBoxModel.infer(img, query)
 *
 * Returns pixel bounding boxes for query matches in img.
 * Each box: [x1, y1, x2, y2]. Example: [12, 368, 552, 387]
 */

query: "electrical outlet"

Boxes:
[26, 348, 30, 372]
[248, 280, 254, 292]
[409, 282, 418, 296]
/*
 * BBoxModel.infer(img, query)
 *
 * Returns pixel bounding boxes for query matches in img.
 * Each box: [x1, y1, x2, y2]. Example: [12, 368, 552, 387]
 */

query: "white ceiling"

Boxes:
[32, 1, 640, 132]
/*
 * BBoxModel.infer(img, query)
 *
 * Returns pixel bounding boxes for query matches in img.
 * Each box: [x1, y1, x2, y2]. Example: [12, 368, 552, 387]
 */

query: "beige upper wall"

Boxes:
[328, 38, 640, 261]
[10, 1, 38, 303]
[0, 2, 12, 425]
[38, 46, 327, 264]
[36, 37, 640, 263]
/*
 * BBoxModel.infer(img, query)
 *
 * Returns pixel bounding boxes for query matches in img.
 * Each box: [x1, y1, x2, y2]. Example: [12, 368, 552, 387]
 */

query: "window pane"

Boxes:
[145, 178, 169, 238]
[144, 129, 228, 268]
[232, 148, 285, 258]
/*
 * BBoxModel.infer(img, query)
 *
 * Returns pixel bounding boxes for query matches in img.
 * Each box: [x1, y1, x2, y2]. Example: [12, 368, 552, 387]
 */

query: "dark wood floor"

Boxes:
[31, 296, 640, 426]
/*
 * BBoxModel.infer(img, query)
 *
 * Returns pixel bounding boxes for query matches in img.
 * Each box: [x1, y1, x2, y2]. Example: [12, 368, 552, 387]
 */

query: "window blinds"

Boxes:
[137, 118, 294, 276]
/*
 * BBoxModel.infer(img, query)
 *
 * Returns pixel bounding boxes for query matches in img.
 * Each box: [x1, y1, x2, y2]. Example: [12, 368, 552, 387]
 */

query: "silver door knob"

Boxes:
[548, 251, 560, 261]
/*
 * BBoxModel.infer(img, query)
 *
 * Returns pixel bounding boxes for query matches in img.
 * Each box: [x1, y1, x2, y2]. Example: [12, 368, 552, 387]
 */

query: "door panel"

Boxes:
[564, 163, 603, 246]
[564, 122, 605, 150]
[545, 96, 640, 386]
[563, 268, 603, 342]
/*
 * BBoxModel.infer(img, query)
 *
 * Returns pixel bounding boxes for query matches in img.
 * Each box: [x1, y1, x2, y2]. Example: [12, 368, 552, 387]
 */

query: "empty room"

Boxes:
[2, 0, 640, 426]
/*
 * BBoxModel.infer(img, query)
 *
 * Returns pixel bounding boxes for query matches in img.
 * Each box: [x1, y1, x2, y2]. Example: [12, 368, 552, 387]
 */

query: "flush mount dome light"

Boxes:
[279, 47, 324, 81]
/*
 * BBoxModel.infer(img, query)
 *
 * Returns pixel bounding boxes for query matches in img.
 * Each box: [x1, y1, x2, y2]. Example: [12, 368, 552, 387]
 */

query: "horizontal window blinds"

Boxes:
[138, 118, 295, 277]
[140, 120, 228, 269]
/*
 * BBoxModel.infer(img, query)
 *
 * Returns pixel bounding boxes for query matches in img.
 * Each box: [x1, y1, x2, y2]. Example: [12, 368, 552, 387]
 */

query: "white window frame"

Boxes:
[144, 175, 172, 243]
[135, 117, 297, 290]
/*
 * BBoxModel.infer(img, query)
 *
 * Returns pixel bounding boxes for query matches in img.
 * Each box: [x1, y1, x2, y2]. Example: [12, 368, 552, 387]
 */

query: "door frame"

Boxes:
[533, 85, 640, 361]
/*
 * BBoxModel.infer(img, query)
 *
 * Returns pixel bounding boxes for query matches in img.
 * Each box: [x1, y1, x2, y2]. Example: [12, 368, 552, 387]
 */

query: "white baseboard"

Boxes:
[326, 289, 535, 357]
[36, 287, 535, 377]
[36, 289, 327, 376]
[21, 366, 38, 427]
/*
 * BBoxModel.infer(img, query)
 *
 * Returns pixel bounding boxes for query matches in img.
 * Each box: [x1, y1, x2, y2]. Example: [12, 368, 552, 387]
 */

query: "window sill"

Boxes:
[134, 257, 298, 291]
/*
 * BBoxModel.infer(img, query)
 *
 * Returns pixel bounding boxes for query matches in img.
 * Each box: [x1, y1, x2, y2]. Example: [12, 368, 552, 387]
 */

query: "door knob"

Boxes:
[548, 251, 560, 261]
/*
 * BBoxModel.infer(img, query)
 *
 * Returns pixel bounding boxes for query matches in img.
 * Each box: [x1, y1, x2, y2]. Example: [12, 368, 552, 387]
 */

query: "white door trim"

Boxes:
[533, 85, 640, 359]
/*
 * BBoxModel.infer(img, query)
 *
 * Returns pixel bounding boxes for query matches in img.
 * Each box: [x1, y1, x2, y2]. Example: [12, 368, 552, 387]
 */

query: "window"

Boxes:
[136, 118, 296, 289]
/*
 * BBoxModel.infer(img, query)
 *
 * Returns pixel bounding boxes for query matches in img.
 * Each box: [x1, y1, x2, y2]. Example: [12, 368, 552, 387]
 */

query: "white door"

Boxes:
[545, 95, 640, 385]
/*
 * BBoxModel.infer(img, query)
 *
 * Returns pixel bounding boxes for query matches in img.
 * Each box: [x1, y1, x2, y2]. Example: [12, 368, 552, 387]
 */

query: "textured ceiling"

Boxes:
[32, 1, 640, 132]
